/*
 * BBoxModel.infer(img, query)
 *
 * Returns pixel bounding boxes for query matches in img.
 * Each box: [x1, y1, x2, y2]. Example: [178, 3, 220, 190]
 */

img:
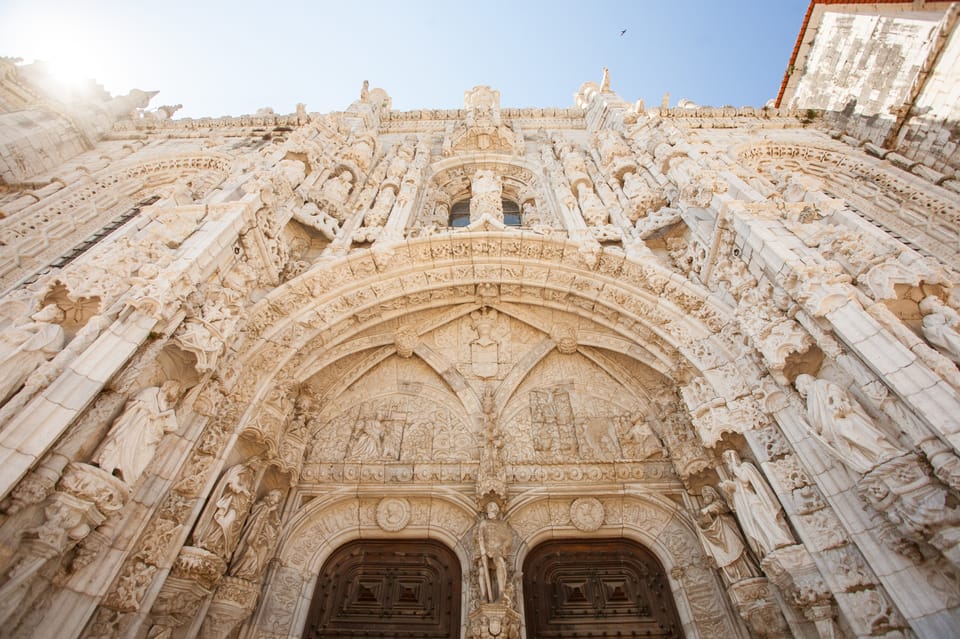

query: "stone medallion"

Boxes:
[376, 497, 412, 532]
[569, 497, 604, 531]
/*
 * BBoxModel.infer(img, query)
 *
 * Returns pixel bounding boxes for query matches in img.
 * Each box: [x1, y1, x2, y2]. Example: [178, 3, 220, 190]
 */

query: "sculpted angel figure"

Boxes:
[720, 450, 794, 557]
[94, 381, 181, 484]
[795, 374, 903, 474]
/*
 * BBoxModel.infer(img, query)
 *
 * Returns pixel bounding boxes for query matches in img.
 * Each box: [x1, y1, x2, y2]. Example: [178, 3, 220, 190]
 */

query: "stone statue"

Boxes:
[795, 374, 904, 474]
[95, 381, 181, 484]
[193, 464, 256, 558]
[696, 486, 756, 584]
[470, 170, 503, 222]
[319, 171, 353, 207]
[576, 186, 608, 226]
[228, 489, 283, 580]
[477, 502, 512, 604]
[0, 304, 65, 406]
[720, 450, 794, 557]
[919, 296, 960, 364]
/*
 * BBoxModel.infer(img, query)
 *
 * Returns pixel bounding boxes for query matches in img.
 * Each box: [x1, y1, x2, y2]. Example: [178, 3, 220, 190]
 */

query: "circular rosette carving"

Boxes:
[570, 497, 605, 532]
[376, 497, 411, 532]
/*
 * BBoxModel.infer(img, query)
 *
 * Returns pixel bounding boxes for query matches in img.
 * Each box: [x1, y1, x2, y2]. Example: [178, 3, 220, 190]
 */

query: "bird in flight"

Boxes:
[620, 29, 627, 36]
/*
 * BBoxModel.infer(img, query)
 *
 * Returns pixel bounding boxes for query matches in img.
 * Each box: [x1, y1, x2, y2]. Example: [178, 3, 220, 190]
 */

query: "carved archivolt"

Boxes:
[510, 493, 744, 638]
[252, 492, 476, 637]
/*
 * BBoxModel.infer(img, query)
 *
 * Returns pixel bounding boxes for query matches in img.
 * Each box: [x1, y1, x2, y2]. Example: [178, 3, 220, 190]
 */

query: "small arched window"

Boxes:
[502, 199, 521, 226]
[449, 200, 471, 227]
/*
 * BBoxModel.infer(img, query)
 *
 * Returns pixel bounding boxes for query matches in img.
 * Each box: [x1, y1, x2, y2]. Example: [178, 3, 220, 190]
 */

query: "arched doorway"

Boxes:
[523, 538, 684, 638]
[303, 539, 461, 639]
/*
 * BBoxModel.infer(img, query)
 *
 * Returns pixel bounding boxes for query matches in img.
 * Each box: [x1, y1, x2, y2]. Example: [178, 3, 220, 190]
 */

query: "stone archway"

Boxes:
[303, 539, 461, 639]
[523, 538, 684, 638]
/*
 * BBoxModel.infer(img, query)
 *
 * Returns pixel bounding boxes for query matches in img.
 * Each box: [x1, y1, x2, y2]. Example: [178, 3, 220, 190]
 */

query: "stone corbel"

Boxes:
[0, 463, 129, 624]
[857, 453, 960, 568]
[726, 577, 792, 639]
[467, 601, 521, 639]
[148, 546, 227, 636]
[197, 575, 261, 639]
[760, 544, 839, 639]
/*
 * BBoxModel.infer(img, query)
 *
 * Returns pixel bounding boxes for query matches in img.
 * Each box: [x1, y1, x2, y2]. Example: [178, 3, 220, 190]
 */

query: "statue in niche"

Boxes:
[94, 381, 181, 484]
[696, 486, 757, 584]
[193, 463, 256, 558]
[470, 170, 503, 222]
[794, 374, 904, 474]
[720, 450, 794, 557]
[228, 489, 284, 580]
[477, 502, 513, 604]
[0, 304, 65, 406]
[920, 296, 960, 364]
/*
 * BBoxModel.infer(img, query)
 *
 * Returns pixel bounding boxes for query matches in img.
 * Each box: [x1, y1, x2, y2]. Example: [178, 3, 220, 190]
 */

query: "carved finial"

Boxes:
[600, 67, 611, 93]
[661, 91, 670, 110]
[360, 80, 369, 100]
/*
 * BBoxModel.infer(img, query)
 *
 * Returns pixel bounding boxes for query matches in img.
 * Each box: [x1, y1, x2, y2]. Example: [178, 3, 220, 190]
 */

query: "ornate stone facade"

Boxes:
[0, 18, 959, 637]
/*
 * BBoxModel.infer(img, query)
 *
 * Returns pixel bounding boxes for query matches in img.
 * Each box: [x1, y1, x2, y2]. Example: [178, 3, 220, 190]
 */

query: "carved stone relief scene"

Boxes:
[1, 5, 960, 637]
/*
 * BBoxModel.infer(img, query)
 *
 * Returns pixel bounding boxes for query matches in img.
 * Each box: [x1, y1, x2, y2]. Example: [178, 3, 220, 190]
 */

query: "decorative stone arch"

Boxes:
[508, 492, 747, 639]
[733, 138, 960, 270]
[228, 233, 744, 447]
[250, 491, 478, 638]
[419, 155, 545, 227]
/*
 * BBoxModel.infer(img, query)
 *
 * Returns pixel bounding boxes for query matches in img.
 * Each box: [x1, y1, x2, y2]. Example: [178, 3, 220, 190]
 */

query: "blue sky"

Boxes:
[0, 0, 811, 118]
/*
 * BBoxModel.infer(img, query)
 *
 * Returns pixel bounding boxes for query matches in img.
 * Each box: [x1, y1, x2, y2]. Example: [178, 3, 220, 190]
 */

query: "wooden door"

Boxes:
[303, 539, 461, 639]
[523, 539, 684, 638]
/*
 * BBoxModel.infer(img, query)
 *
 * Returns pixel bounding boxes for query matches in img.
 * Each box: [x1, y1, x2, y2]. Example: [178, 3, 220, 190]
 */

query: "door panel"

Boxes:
[523, 539, 684, 638]
[304, 539, 460, 639]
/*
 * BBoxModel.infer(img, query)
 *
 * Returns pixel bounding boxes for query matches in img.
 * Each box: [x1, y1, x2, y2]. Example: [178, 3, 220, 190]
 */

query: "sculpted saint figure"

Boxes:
[0, 304, 65, 406]
[795, 374, 903, 474]
[720, 450, 794, 557]
[193, 464, 256, 558]
[696, 486, 756, 584]
[229, 489, 284, 580]
[477, 501, 512, 604]
[919, 296, 960, 364]
[95, 381, 181, 484]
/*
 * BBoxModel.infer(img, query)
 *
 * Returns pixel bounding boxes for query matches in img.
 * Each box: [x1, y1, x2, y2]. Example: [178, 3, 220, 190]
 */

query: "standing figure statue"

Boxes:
[193, 464, 256, 559]
[795, 374, 904, 474]
[229, 489, 284, 580]
[696, 486, 757, 584]
[477, 502, 512, 604]
[94, 381, 181, 484]
[720, 450, 795, 557]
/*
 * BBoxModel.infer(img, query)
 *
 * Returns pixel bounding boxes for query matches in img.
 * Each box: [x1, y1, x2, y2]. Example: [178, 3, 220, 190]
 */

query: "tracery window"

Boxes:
[502, 199, 521, 226]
